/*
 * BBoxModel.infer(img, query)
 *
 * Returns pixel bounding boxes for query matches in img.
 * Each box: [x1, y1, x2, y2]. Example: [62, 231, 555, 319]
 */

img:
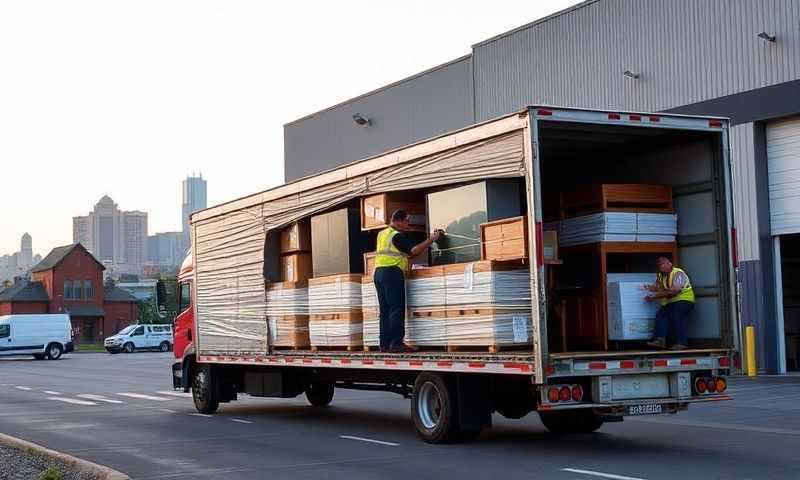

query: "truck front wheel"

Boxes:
[538, 409, 604, 434]
[305, 381, 334, 407]
[192, 364, 219, 414]
[411, 373, 459, 444]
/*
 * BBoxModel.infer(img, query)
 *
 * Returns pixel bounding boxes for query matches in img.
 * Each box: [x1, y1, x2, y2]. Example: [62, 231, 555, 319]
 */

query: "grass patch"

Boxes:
[39, 467, 61, 480]
[76, 343, 106, 353]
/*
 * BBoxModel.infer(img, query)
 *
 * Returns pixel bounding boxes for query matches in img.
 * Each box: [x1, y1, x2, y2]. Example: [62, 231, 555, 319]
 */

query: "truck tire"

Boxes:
[46, 343, 63, 360]
[192, 364, 219, 414]
[305, 381, 335, 407]
[411, 372, 459, 444]
[538, 410, 604, 434]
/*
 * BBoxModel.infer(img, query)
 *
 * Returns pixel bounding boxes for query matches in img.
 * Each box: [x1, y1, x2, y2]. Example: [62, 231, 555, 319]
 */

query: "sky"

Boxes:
[0, 0, 577, 256]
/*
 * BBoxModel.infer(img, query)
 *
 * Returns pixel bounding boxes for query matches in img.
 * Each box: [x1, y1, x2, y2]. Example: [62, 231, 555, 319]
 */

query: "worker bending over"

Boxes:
[374, 210, 441, 353]
[644, 256, 695, 350]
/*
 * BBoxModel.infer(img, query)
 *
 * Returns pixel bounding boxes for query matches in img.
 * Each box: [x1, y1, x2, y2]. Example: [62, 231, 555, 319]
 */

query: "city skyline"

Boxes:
[0, 1, 572, 256]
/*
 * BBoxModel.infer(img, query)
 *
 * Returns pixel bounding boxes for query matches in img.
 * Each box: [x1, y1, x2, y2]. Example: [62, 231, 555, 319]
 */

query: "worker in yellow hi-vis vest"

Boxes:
[644, 256, 696, 350]
[374, 209, 442, 353]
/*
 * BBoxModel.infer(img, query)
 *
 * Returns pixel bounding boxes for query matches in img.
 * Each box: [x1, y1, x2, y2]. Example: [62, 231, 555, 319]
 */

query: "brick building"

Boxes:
[0, 243, 139, 343]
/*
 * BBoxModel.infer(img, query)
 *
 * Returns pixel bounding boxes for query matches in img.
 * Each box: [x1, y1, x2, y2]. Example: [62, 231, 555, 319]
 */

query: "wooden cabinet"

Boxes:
[361, 192, 426, 231]
[480, 216, 528, 261]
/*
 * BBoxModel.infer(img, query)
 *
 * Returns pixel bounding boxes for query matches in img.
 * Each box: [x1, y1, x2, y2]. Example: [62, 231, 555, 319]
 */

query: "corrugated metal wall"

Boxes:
[730, 123, 760, 262]
[283, 56, 474, 182]
[473, 0, 800, 120]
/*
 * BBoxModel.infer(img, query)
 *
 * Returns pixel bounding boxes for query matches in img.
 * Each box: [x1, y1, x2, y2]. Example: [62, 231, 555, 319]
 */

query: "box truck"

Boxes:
[172, 106, 737, 443]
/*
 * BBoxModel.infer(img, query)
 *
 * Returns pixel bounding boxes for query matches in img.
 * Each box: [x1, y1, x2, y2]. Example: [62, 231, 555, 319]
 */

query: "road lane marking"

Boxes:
[78, 394, 124, 404]
[15, 386, 33, 391]
[561, 468, 647, 480]
[155, 390, 192, 398]
[117, 393, 171, 401]
[47, 397, 97, 406]
[231, 418, 253, 424]
[339, 435, 399, 446]
[43, 391, 61, 395]
[190, 413, 213, 418]
[159, 408, 177, 413]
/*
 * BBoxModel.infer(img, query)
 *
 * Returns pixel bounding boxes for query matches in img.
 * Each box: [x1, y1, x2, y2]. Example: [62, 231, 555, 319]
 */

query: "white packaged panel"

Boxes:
[607, 277, 659, 341]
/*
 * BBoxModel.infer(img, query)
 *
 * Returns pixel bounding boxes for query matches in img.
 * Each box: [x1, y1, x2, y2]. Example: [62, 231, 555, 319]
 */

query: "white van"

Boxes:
[0, 314, 74, 360]
[104, 324, 173, 354]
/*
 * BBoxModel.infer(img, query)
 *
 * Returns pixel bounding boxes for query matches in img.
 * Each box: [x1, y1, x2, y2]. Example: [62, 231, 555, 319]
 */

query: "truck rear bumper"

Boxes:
[539, 393, 732, 416]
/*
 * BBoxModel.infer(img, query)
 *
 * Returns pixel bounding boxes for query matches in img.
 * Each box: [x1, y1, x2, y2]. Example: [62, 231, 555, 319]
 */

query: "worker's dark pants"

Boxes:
[374, 266, 405, 350]
[654, 300, 694, 345]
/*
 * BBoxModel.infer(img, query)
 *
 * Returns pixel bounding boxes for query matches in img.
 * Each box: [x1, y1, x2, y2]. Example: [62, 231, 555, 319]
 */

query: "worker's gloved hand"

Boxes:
[431, 229, 444, 242]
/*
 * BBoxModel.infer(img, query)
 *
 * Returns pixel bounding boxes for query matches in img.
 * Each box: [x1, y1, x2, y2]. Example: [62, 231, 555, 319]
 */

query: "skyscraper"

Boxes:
[72, 196, 148, 275]
[182, 174, 207, 247]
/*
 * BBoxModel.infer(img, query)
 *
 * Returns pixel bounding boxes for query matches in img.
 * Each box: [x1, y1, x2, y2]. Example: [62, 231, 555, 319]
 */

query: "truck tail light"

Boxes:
[571, 385, 584, 401]
[719, 356, 730, 368]
[715, 377, 727, 392]
[705, 378, 717, 393]
[559, 386, 571, 401]
[548, 387, 560, 403]
[694, 377, 707, 394]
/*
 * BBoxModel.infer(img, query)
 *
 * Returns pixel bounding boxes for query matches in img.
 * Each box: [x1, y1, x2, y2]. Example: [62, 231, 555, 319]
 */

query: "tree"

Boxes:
[137, 299, 160, 324]
[104, 276, 116, 289]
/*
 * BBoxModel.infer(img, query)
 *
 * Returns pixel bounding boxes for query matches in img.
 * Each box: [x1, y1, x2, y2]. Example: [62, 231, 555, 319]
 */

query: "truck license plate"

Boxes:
[626, 403, 663, 416]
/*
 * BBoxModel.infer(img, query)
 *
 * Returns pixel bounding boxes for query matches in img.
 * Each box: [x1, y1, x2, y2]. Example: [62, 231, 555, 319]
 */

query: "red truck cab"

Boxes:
[172, 251, 195, 389]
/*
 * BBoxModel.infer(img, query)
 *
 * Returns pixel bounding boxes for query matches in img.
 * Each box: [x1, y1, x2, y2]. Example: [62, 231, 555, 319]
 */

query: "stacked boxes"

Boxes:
[266, 281, 309, 349]
[361, 192, 426, 231]
[480, 216, 528, 262]
[308, 274, 363, 350]
[279, 220, 313, 282]
[361, 276, 380, 349]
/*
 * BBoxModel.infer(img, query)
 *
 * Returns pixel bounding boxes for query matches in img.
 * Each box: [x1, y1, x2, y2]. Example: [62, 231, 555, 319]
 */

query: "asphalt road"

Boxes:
[1, 353, 799, 480]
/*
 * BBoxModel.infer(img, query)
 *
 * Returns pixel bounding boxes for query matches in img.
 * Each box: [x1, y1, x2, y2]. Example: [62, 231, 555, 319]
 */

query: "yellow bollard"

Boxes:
[745, 325, 757, 377]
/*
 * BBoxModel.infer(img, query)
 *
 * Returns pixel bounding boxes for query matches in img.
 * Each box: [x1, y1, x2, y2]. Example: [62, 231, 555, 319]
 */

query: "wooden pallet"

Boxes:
[310, 345, 363, 352]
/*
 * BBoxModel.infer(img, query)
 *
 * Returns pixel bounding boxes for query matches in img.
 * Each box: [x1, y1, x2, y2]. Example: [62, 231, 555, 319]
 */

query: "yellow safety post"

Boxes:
[745, 325, 757, 377]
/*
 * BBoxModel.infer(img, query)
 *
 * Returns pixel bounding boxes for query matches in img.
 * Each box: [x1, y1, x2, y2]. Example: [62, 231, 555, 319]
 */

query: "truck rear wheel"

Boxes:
[305, 381, 335, 407]
[538, 409, 604, 434]
[411, 373, 459, 444]
[192, 364, 219, 414]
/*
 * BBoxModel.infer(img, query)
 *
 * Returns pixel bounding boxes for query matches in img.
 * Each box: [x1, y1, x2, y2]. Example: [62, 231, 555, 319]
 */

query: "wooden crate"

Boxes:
[279, 220, 311, 253]
[280, 252, 313, 283]
[561, 184, 674, 218]
[480, 216, 528, 261]
[361, 192, 426, 231]
[268, 315, 310, 349]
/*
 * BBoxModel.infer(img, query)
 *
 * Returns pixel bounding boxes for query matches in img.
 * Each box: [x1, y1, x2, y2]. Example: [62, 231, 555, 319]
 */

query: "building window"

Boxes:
[64, 280, 72, 300]
[84, 280, 92, 300]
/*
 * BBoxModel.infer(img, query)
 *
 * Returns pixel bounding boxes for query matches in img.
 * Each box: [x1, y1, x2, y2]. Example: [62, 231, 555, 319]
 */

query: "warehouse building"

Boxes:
[283, 0, 800, 373]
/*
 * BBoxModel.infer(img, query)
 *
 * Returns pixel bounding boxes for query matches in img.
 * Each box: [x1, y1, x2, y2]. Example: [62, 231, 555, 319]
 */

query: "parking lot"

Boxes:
[1, 352, 800, 480]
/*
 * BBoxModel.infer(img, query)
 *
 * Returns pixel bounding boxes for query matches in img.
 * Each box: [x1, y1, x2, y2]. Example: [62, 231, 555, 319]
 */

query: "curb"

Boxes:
[0, 432, 129, 480]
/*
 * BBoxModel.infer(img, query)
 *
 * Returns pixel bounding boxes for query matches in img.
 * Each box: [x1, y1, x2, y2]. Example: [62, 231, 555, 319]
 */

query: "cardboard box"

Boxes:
[361, 192, 426, 231]
[607, 280, 661, 340]
[311, 208, 375, 277]
[280, 220, 311, 253]
[280, 253, 313, 283]
[480, 216, 528, 261]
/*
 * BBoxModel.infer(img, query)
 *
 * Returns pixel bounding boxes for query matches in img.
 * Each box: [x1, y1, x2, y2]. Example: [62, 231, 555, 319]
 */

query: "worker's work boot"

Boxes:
[669, 344, 688, 351]
[646, 337, 666, 349]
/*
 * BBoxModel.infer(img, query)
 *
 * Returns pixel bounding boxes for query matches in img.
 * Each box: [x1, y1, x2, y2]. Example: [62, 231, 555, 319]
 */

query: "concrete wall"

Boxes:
[283, 56, 475, 181]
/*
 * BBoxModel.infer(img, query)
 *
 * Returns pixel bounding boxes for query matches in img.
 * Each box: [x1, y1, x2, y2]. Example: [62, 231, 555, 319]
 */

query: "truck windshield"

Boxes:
[118, 325, 136, 336]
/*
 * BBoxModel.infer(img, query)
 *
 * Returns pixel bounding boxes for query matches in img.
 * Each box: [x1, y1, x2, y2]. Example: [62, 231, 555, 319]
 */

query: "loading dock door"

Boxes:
[767, 116, 800, 236]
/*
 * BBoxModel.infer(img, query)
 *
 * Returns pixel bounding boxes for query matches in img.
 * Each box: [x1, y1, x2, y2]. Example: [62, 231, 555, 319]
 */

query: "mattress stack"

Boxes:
[308, 274, 363, 349]
[265, 281, 309, 349]
[548, 212, 677, 246]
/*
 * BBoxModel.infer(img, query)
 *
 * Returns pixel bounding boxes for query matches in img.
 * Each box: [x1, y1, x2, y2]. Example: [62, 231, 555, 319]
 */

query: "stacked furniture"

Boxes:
[553, 184, 678, 351]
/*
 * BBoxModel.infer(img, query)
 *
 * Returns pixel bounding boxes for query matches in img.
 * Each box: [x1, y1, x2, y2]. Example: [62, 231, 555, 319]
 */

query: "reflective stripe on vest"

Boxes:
[375, 227, 408, 271]
[657, 266, 695, 305]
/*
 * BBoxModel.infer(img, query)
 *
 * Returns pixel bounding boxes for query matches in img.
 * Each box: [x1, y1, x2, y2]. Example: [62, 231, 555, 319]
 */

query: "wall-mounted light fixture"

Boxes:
[352, 113, 371, 126]
[757, 31, 776, 42]
[623, 70, 640, 79]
